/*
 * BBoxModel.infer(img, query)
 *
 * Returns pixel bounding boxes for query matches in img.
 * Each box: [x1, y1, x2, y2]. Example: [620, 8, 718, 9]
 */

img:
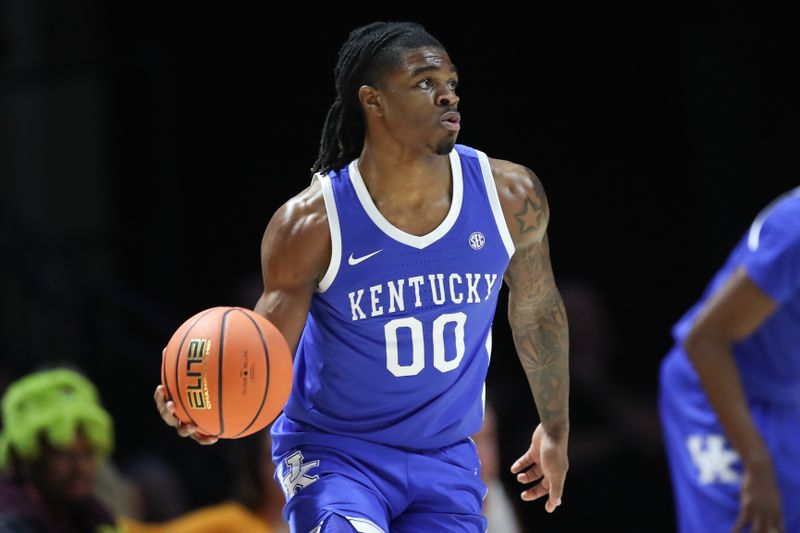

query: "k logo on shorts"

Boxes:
[280, 451, 320, 498]
[686, 434, 741, 485]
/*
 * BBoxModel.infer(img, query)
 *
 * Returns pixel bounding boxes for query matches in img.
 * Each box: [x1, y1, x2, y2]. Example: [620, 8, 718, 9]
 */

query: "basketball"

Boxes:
[161, 306, 293, 439]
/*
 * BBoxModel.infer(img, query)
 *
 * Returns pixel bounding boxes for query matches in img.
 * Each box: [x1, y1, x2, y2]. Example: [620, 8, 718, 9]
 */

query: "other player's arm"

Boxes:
[684, 266, 783, 533]
[155, 179, 330, 444]
[492, 159, 569, 513]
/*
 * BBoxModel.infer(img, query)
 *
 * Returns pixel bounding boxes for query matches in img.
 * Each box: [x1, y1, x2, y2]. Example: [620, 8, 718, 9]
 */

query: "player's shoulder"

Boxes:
[486, 157, 546, 202]
[260, 174, 331, 282]
[767, 186, 800, 223]
[747, 187, 800, 250]
[452, 144, 542, 192]
[270, 175, 329, 238]
[487, 156, 532, 181]
[485, 156, 549, 247]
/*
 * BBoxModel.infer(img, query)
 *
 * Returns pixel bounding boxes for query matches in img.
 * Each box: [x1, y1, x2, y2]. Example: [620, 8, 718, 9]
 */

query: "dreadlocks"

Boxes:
[310, 21, 445, 177]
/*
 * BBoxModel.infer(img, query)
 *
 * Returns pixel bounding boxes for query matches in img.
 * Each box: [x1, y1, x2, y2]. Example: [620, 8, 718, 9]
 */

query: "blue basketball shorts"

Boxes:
[270, 418, 488, 533]
[658, 346, 800, 533]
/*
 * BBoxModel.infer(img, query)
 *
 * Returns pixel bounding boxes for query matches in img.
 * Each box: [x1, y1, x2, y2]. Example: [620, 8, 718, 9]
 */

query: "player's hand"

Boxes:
[733, 458, 784, 533]
[511, 422, 568, 513]
[154, 381, 218, 446]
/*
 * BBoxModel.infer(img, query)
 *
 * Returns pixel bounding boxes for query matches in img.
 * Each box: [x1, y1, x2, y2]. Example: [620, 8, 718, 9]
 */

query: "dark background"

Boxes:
[1, 2, 797, 531]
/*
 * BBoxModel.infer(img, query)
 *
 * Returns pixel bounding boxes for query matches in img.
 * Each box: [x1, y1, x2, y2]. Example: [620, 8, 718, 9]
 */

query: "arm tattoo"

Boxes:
[507, 232, 570, 431]
[514, 195, 544, 234]
[513, 166, 547, 235]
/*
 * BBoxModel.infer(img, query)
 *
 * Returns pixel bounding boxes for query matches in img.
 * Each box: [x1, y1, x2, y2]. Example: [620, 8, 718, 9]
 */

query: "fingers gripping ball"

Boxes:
[161, 307, 293, 439]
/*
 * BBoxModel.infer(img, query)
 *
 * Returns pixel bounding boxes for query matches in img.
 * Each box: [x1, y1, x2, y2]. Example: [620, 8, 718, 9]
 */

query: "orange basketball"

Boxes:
[161, 306, 293, 439]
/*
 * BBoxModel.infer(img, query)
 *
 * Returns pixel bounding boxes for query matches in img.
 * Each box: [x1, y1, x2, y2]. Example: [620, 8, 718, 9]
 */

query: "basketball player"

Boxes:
[658, 187, 800, 533]
[155, 21, 570, 532]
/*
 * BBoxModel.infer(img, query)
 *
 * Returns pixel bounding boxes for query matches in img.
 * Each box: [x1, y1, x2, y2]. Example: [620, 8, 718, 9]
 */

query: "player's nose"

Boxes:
[436, 88, 459, 107]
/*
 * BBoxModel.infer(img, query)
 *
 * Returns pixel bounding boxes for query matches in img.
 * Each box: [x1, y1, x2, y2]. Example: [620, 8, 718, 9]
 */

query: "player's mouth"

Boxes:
[440, 111, 461, 131]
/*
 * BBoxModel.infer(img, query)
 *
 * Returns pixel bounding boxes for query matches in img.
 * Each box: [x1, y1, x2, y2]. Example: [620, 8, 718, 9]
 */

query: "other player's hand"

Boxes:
[154, 378, 218, 446]
[733, 458, 784, 533]
[510, 422, 568, 513]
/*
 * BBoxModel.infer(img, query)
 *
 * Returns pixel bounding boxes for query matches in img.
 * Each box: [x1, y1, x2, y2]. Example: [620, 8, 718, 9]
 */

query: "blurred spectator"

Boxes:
[518, 277, 672, 531]
[120, 428, 287, 533]
[0, 367, 121, 532]
[93, 459, 143, 521]
[118, 452, 189, 522]
[472, 402, 523, 533]
[561, 278, 663, 461]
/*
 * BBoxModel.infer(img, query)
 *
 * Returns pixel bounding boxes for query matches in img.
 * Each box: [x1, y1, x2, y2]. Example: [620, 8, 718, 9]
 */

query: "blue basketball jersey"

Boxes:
[669, 186, 800, 403]
[273, 144, 515, 449]
[659, 187, 800, 533]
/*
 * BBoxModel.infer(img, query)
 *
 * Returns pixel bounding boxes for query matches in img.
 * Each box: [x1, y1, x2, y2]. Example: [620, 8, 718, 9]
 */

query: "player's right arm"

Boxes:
[155, 177, 331, 444]
[252, 178, 332, 354]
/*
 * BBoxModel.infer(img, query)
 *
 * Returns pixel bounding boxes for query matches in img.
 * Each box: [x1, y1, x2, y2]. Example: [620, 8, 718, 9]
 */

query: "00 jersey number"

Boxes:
[384, 312, 467, 376]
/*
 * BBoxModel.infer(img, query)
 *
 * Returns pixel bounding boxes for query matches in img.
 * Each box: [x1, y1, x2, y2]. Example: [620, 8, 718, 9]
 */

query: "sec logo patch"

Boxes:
[469, 231, 485, 250]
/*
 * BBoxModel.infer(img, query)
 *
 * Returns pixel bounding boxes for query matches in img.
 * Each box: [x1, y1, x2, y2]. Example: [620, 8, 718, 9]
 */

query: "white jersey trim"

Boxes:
[307, 516, 385, 533]
[348, 148, 463, 249]
[474, 149, 516, 259]
[482, 327, 492, 418]
[314, 172, 342, 293]
[346, 516, 386, 533]
[747, 185, 800, 252]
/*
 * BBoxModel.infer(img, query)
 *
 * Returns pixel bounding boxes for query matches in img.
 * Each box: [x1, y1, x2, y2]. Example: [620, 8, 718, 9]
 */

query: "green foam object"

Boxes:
[0, 368, 114, 470]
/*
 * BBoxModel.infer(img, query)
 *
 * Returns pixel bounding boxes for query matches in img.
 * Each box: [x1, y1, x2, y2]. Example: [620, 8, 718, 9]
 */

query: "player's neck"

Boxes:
[357, 141, 451, 201]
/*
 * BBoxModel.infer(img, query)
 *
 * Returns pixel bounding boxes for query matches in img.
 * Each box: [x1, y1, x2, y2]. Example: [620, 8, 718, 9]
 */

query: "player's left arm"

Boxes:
[685, 267, 783, 533]
[490, 158, 569, 513]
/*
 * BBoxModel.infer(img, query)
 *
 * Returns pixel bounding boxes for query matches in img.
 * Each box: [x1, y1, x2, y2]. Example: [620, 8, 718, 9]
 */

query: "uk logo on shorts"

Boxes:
[686, 434, 741, 485]
[279, 451, 320, 499]
[469, 232, 485, 250]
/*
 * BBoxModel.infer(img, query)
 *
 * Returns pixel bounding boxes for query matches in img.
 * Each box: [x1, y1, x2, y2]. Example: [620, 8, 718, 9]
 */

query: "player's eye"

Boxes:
[418, 78, 432, 89]
[448, 79, 459, 90]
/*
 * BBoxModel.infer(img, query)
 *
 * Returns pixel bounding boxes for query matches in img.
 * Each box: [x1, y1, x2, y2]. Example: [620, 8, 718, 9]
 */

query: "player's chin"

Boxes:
[433, 135, 457, 155]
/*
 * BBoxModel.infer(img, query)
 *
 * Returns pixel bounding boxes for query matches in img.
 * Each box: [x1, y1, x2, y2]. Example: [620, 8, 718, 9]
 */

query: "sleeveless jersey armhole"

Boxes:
[474, 149, 516, 259]
[747, 185, 800, 251]
[313, 172, 342, 293]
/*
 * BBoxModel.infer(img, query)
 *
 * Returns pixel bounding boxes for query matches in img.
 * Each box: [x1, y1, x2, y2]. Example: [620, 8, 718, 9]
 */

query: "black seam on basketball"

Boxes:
[162, 352, 171, 402]
[174, 308, 217, 431]
[163, 357, 179, 417]
[232, 308, 270, 437]
[218, 308, 235, 437]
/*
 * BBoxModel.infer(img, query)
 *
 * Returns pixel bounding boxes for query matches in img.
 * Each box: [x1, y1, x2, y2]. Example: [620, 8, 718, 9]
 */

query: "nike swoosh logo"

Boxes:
[348, 249, 383, 265]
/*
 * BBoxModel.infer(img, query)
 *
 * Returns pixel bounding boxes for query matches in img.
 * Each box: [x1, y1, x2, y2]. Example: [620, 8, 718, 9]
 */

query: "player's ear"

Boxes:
[358, 85, 384, 117]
